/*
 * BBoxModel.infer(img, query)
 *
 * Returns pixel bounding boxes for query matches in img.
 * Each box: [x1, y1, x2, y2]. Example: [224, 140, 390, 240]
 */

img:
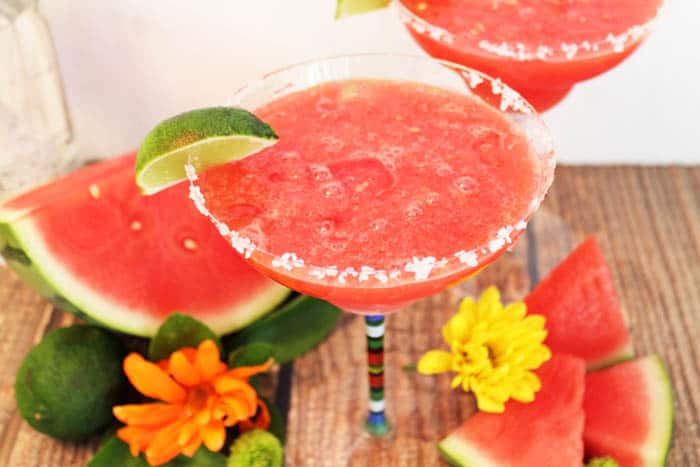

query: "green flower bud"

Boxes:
[228, 429, 283, 467]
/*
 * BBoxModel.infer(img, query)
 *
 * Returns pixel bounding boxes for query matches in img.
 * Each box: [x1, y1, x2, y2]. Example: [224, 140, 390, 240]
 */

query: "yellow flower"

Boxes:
[417, 286, 551, 413]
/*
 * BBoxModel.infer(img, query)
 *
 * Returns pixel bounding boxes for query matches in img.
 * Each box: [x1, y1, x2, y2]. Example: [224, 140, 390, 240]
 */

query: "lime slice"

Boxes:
[335, 0, 391, 19]
[135, 107, 278, 195]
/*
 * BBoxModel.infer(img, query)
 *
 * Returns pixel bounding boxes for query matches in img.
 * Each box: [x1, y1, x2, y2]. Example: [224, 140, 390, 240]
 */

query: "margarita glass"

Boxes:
[186, 54, 555, 436]
[396, 0, 666, 111]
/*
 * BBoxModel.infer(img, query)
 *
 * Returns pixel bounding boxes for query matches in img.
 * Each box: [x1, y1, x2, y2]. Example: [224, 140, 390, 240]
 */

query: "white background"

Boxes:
[42, 0, 700, 164]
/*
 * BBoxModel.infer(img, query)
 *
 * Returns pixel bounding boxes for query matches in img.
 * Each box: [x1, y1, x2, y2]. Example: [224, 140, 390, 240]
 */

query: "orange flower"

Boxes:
[113, 340, 272, 466]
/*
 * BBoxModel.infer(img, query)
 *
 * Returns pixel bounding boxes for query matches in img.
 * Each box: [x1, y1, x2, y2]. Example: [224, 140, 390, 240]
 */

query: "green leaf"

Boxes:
[262, 398, 286, 444]
[89, 436, 226, 467]
[173, 448, 227, 467]
[335, 0, 391, 19]
[229, 342, 276, 368]
[224, 296, 341, 364]
[88, 437, 147, 467]
[98, 423, 121, 448]
[148, 313, 222, 361]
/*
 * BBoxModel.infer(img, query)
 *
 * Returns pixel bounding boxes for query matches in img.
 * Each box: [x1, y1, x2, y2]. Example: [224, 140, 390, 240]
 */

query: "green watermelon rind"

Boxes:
[586, 340, 636, 372]
[636, 355, 674, 467]
[585, 355, 674, 467]
[438, 437, 500, 467]
[0, 215, 290, 337]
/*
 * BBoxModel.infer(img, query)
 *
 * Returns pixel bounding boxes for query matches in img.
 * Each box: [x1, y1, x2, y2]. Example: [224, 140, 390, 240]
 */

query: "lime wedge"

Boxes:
[135, 107, 278, 195]
[335, 0, 391, 19]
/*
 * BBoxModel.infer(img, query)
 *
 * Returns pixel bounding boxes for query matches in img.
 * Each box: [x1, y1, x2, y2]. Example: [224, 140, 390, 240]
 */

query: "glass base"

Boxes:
[365, 413, 391, 437]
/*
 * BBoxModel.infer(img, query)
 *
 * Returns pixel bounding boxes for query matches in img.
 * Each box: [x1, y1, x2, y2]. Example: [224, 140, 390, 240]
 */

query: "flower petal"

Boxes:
[477, 286, 501, 319]
[239, 399, 271, 431]
[416, 350, 454, 375]
[124, 354, 186, 404]
[202, 420, 226, 452]
[169, 351, 201, 387]
[181, 435, 202, 457]
[177, 420, 198, 446]
[145, 419, 188, 466]
[226, 357, 274, 380]
[195, 340, 223, 381]
[458, 297, 475, 315]
[475, 392, 506, 413]
[113, 403, 183, 427]
[219, 395, 255, 426]
[502, 302, 527, 322]
[443, 312, 471, 344]
[117, 426, 155, 457]
[213, 375, 257, 402]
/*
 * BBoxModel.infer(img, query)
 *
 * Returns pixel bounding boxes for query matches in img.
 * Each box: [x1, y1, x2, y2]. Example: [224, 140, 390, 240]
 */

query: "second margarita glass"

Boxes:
[396, 0, 667, 112]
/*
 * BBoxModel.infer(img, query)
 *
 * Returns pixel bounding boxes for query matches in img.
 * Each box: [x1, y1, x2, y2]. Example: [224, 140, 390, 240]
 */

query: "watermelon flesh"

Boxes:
[584, 355, 673, 467]
[0, 153, 290, 336]
[525, 236, 634, 369]
[439, 354, 586, 467]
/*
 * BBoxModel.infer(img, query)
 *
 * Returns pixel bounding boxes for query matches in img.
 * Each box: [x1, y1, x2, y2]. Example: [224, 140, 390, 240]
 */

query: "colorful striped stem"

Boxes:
[365, 315, 390, 436]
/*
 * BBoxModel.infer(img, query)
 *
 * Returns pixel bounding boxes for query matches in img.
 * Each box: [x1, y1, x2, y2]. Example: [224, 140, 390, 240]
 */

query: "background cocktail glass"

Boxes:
[395, 0, 667, 112]
[187, 54, 555, 438]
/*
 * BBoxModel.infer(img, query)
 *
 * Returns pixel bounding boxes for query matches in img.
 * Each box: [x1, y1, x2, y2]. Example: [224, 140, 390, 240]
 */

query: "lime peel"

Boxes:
[335, 0, 391, 19]
[135, 107, 278, 195]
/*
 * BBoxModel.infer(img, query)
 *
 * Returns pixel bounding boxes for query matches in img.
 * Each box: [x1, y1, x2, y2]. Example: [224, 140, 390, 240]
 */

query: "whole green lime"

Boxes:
[14, 325, 127, 440]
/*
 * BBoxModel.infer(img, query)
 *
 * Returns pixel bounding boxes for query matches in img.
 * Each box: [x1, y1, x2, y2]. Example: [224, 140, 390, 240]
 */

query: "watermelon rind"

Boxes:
[585, 355, 674, 467]
[524, 236, 635, 370]
[587, 341, 636, 372]
[438, 437, 499, 467]
[0, 215, 290, 337]
[637, 356, 674, 467]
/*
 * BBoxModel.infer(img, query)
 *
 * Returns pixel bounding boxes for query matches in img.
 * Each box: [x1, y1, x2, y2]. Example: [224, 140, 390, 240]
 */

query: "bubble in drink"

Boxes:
[454, 176, 477, 194]
[436, 163, 454, 177]
[320, 135, 344, 152]
[370, 218, 388, 231]
[320, 181, 345, 198]
[318, 219, 335, 236]
[326, 236, 350, 252]
[406, 201, 424, 219]
[280, 150, 300, 162]
[308, 163, 333, 182]
[426, 192, 440, 204]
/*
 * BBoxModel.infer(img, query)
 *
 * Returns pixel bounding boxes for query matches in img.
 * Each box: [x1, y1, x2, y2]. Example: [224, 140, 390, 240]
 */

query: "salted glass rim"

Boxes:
[394, 0, 669, 63]
[186, 53, 555, 287]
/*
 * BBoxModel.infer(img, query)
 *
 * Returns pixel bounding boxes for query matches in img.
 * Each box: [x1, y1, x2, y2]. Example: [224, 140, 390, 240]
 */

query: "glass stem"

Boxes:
[364, 315, 390, 436]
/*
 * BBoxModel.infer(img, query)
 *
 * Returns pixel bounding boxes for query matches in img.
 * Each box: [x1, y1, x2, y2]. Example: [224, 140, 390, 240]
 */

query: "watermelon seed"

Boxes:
[183, 239, 198, 251]
[130, 221, 142, 232]
[88, 184, 101, 199]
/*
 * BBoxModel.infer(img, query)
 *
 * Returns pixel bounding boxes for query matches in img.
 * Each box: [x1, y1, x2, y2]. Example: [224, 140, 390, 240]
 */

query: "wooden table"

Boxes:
[0, 167, 698, 466]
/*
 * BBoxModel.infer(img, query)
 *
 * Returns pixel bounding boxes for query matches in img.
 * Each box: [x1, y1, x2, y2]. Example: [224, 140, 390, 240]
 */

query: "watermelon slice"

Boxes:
[584, 355, 674, 467]
[525, 236, 634, 369]
[439, 354, 586, 467]
[0, 153, 290, 336]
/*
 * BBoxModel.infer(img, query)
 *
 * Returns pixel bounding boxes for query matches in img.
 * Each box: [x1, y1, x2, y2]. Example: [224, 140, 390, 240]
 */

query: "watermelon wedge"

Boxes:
[584, 355, 674, 467]
[525, 236, 634, 369]
[0, 153, 290, 336]
[439, 354, 586, 467]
